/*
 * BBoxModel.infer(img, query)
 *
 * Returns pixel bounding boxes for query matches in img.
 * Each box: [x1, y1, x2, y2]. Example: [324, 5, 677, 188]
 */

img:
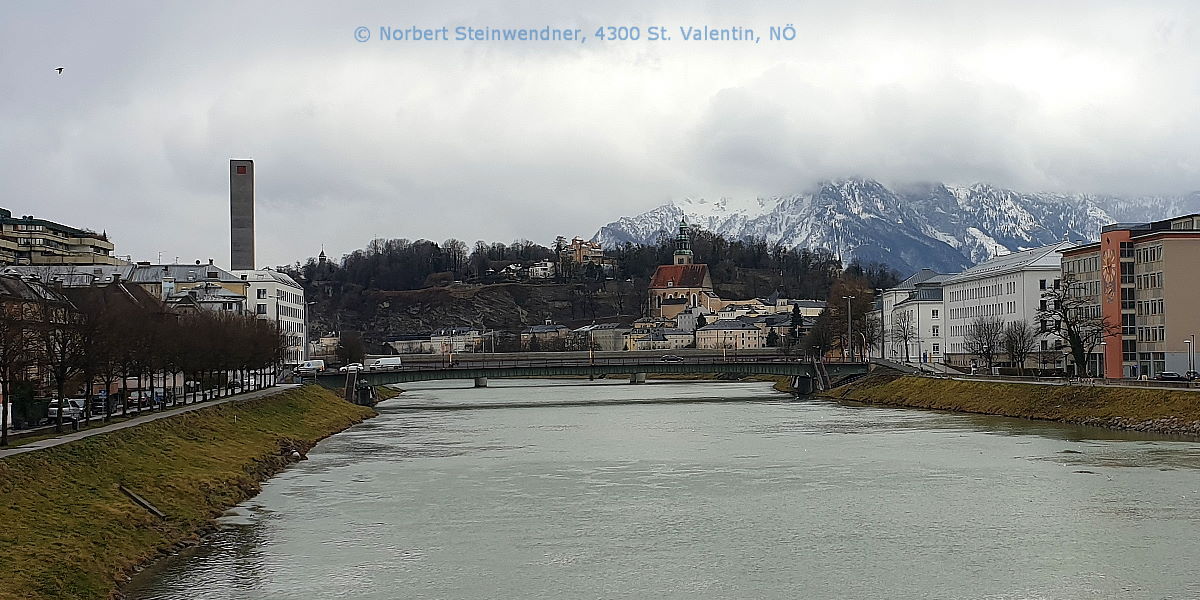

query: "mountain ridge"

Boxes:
[593, 179, 1200, 274]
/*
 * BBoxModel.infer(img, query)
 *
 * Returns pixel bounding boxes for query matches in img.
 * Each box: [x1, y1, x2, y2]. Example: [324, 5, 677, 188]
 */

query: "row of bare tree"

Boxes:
[0, 282, 286, 446]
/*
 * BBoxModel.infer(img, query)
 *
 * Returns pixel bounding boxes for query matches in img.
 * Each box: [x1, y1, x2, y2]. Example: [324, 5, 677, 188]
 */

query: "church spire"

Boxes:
[674, 219, 693, 265]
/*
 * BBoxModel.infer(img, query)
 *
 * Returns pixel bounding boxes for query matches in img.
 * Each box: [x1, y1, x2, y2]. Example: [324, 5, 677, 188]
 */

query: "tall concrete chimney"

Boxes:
[230, 159, 255, 270]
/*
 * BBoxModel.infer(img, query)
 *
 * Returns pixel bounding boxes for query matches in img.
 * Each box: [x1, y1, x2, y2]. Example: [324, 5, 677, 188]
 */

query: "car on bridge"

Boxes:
[659, 355, 684, 363]
[369, 357, 403, 371]
[339, 363, 365, 373]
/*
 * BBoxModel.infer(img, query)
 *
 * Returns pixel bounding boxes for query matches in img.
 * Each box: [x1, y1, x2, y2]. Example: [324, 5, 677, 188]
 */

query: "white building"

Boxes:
[873, 269, 943, 364]
[942, 241, 1075, 368]
[233, 269, 308, 365]
[528, 260, 557, 279]
[695, 320, 765, 350]
[430, 327, 485, 353]
[674, 306, 714, 333]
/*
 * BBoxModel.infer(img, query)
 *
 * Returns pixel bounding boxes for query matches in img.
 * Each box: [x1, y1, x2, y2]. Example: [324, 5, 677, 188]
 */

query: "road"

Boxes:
[0, 385, 299, 459]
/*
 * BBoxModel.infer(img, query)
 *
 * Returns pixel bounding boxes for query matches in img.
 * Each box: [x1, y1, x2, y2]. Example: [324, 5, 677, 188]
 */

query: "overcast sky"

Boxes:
[4, 1, 1199, 268]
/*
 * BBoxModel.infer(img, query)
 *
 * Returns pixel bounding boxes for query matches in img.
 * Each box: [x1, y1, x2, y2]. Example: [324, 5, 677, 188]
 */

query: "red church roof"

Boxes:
[649, 264, 710, 289]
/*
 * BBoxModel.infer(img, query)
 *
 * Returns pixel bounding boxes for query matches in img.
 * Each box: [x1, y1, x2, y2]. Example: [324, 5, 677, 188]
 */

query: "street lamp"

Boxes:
[302, 301, 317, 361]
[842, 295, 856, 361]
[875, 288, 885, 360]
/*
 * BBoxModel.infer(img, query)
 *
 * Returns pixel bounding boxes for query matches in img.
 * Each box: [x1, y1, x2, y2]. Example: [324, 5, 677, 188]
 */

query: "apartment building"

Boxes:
[0, 208, 123, 266]
[1061, 214, 1200, 378]
[695, 320, 765, 350]
[943, 241, 1074, 368]
[233, 269, 308, 365]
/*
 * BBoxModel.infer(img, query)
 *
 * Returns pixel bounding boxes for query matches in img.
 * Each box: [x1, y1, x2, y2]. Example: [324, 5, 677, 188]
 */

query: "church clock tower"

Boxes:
[673, 220, 693, 265]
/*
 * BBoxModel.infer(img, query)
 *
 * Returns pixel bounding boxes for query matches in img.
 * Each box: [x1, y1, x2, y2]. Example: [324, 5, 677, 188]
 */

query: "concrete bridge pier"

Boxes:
[630, 372, 647, 384]
[791, 376, 814, 395]
[474, 377, 488, 388]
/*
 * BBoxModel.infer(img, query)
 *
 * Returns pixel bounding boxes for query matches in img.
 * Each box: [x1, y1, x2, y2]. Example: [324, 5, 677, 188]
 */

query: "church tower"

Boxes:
[673, 220, 693, 265]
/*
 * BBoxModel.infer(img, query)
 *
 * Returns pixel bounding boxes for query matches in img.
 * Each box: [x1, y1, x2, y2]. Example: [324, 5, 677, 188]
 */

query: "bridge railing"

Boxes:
[332, 355, 866, 374]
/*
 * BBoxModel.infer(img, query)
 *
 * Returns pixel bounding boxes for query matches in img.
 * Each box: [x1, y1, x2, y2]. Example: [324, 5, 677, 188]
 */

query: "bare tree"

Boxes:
[1036, 275, 1119, 377]
[33, 289, 83, 433]
[0, 296, 35, 446]
[964, 316, 1005, 372]
[1002, 319, 1038, 375]
[890, 311, 917, 362]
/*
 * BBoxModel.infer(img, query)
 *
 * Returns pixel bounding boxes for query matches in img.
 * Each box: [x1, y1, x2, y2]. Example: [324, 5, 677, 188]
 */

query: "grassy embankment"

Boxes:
[0, 385, 375, 600]
[824, 372, 1200, 435]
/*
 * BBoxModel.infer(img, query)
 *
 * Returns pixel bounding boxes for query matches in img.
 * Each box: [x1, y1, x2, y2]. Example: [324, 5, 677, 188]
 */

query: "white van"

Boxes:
[296, 360, 326, 376]
[369, 357, 403, 371]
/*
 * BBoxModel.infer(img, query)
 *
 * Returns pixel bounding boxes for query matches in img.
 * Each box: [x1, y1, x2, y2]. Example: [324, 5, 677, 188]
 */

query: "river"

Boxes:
[126, 379, 1200, 599]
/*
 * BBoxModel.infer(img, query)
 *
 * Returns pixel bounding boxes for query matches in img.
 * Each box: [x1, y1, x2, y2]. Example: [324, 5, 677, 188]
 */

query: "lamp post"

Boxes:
[302, 301, 317, 360]
[876, 288, 885, 359]
[842, 295, 856, 362]
[1099, 340, 1107, 379]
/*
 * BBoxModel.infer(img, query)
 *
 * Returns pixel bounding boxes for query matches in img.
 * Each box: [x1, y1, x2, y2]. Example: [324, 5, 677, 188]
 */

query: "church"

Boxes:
[648, 220, 721, 319]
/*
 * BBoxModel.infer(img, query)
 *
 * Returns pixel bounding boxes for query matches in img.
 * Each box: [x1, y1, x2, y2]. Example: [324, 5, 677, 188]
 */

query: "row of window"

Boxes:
[1136, 298, 1165, 316]
[948, 281, 1017, 302]
[949, 303, 1007, 320]
[1064, 256, 1100, 275]
[1135, 244, 1164, 263]
[1135, 272, 1164, 290]
[1137, 325, 1167, 343]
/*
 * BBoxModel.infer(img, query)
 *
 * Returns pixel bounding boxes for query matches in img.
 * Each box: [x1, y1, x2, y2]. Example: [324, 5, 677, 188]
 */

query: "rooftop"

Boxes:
[943, 241, 1075, 285]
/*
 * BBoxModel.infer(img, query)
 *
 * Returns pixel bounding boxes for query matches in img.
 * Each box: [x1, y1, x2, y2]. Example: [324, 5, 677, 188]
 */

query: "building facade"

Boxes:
[233, 269, 307, 365]
[943, 241, 1074, 369]
[1061, 215, 1200, 378]
[695, 320, 765, 350]
[0, 208, 122, 266]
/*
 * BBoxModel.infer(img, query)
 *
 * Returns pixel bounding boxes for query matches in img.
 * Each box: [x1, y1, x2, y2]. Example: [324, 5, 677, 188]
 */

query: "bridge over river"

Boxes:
[313, 353, 870, 400]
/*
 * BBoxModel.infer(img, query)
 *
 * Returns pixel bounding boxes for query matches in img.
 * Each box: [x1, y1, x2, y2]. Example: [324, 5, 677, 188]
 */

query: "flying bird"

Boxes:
[55, 67, 63, 74]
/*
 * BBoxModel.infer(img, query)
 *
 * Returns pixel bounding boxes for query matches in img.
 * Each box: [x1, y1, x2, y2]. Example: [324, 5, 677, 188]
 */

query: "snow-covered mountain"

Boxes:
[593, 179, 1200, 274]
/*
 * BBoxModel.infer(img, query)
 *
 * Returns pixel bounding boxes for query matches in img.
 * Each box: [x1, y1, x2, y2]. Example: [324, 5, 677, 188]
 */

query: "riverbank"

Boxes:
[824, 372, 1200, 435]
[0, 385, 375, 600]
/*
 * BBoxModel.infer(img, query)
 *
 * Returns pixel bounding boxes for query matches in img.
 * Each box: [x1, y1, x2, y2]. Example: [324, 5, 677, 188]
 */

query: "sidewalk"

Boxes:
[0, 384, 299, 459]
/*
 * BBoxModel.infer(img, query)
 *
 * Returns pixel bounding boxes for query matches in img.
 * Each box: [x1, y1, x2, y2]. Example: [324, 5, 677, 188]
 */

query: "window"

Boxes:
[256, 303, 267, 315]
[1039, 279, 1047, 290]
[932, 343, 940, 354]
[1120, 241, 1134, 258]
[236, 165, 247, 175]
[257, 288, 267, 299]
[931, 309, 939, 319]
[932, 325, 940, 337]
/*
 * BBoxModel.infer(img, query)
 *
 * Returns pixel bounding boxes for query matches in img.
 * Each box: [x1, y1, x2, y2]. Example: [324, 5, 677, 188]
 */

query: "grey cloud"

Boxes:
[2, 1, 1199, 267]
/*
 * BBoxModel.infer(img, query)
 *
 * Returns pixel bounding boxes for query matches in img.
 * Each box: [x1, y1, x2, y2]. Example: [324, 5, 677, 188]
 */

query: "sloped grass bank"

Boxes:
[0, 385, 375, 600]
[825, 373, 1200, 435]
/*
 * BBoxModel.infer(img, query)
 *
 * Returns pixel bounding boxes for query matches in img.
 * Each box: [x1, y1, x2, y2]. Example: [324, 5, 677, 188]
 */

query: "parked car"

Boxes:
[45, 399, 86, 423]
[296, 359, 326, 376]
[659, 355, 684, 363]
[370, 357, 404, 371]
[1156, 371, 1186, 381]
[1187, 370, 1199, 381]
[339, 363, 365, 373]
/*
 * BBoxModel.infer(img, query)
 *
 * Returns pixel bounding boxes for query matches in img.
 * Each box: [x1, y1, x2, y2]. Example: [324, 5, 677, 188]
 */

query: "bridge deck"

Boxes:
[314, 357, 869, 387]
